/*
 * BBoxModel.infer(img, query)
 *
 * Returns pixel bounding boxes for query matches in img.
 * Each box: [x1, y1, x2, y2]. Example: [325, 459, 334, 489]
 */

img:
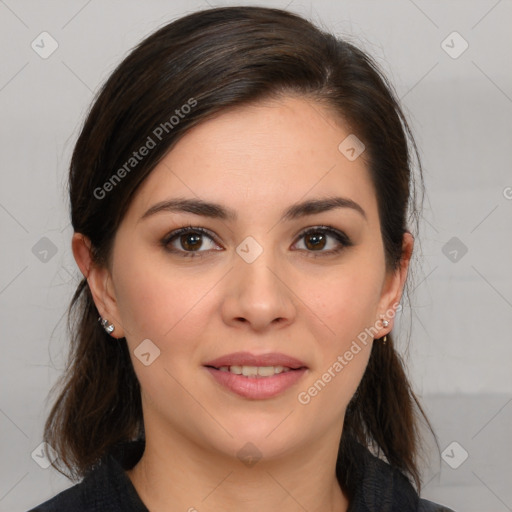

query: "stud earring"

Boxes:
[98, 316, 115, 334]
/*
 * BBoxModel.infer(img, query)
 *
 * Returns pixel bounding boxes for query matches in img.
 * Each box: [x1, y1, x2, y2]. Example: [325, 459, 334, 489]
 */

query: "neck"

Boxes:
[126, 424, 350, 512]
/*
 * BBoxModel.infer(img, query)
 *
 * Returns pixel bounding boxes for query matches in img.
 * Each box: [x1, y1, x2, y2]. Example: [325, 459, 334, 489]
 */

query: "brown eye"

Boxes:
[293, 226, 352, 256]
[304, 231, 327, 250]
[162, 227, 221, 257]
[180, 232, 203, 251]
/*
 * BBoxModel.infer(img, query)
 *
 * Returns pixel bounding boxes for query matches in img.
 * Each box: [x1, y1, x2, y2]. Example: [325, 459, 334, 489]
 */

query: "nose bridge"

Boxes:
[236, 246, 278, 294]
[235, 238, 282, 301]
[222, 236, 296, 330]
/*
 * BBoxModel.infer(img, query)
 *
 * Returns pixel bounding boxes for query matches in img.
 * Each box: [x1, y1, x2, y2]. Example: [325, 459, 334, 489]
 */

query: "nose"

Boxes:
[220, 249, 297, 332]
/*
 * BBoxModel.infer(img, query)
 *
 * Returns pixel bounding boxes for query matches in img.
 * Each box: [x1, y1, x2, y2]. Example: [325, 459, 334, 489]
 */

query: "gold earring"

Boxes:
[381, 318, 389, 344]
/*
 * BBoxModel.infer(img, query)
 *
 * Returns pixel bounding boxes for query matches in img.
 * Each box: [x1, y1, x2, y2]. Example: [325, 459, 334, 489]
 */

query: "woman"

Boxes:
[29, 6, 455, 512]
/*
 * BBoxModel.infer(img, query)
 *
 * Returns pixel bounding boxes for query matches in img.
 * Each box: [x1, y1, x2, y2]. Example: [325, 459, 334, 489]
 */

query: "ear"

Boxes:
[71, 232, 125, 338]
[376, 231, 414, 338]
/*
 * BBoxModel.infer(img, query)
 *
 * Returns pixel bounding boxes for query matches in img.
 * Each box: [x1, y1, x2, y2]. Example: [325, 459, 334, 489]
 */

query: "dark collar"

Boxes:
[340, 440, 420, 511]
[81, 440, 149, 511]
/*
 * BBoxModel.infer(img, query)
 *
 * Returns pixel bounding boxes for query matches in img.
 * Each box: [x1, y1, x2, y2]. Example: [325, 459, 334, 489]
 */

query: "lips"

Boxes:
[203, 351, 308, 370]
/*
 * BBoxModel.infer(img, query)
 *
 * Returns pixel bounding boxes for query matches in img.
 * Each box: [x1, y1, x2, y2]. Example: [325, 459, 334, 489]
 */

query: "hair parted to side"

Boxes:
[44, 5, 435, 494]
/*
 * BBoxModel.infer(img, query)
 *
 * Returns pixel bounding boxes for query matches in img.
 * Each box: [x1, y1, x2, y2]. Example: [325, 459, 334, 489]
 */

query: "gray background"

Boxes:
[1, 0, 511, 510]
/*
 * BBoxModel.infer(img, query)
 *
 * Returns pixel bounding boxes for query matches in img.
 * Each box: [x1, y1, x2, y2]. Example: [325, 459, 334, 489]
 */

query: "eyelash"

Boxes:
[161, 225, 353, 259]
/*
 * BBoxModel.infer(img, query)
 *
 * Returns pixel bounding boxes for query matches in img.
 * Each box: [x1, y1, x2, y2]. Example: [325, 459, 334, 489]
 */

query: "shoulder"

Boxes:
[27, 440, 147, 512]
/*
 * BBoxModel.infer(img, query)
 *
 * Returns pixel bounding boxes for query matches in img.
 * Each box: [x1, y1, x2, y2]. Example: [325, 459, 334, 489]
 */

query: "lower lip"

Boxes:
[204, 367, 307, 400]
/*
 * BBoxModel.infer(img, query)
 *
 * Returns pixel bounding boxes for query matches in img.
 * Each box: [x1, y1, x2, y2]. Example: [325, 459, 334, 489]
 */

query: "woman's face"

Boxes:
[80, 95, 411, 462]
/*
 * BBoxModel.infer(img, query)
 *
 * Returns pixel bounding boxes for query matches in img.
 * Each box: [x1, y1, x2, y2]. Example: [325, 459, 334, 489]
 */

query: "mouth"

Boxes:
[203, 351, 308, 370]
[204, 364, 305, 377]
[203, 352, 308, 399]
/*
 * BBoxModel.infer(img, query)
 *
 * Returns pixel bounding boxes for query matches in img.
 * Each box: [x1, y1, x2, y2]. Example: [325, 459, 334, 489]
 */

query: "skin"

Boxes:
[73, 95, 413, 512]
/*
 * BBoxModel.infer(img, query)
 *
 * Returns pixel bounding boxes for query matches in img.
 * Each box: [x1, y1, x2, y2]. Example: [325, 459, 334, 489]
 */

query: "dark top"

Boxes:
[28, 440, 455, 512]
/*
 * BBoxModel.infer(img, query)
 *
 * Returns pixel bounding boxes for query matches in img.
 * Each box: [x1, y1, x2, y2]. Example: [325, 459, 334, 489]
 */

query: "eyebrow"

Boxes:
[139, 196, 367, 223]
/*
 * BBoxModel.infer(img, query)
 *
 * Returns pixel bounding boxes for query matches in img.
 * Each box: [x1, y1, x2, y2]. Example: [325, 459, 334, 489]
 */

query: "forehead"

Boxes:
[125, 95, 378, 225]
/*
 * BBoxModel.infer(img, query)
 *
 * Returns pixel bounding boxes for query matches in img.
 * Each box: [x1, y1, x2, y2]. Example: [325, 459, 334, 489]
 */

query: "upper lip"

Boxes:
[204, 351, 307, 369]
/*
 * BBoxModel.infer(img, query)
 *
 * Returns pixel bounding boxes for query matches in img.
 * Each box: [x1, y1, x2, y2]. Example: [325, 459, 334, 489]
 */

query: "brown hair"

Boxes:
[44, 5, 434, 494]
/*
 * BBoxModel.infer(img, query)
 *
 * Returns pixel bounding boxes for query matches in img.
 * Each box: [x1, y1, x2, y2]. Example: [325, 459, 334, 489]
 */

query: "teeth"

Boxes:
[217, 365, 292, 377]
[256, 366, 278, 377]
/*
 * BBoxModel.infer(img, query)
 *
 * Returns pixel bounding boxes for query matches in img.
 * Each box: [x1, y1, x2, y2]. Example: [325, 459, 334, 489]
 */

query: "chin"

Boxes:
[224, 420, 301, 457]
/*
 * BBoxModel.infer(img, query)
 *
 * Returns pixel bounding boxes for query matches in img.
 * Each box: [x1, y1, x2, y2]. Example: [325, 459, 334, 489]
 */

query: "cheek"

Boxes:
[294, 260, 382, 410]
[295, 327, 373, 444]
[304, 264, 383, 345]
[113, 247, 215, 350]
[114, 259, 217, 409]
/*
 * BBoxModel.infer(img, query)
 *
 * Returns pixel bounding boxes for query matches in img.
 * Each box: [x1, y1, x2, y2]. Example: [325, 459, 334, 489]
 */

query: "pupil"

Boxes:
[182, 233, 202, 251]
[306, 232, 325, 250]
